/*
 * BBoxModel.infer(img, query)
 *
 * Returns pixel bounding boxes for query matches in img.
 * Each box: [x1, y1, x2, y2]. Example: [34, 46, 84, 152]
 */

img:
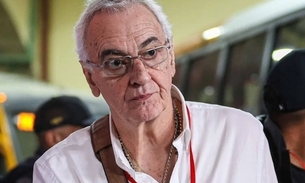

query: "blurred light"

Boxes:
[272, 48, 293, 61]
[0, 92, 7, 103]
[17, 112, 35, 132]
[202, 26, 223, 40]
[204, 86, 215, 96]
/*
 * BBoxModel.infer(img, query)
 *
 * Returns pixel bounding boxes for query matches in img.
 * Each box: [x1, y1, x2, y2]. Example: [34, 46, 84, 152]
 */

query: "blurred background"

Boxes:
[0, 0, 264, 92]
[1, 0, 305, 176]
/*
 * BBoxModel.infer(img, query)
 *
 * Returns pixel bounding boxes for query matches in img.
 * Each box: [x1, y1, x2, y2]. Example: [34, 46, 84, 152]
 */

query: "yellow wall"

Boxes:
[48, 0, 88, 92]
[3, 0, 265, 94]
[1, 0, 30, 47]
[159, 0, 265, 54]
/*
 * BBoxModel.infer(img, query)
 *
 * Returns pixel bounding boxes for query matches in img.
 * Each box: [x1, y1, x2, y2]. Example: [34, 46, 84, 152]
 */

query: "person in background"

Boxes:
[259, 49, 305, 183]
[0, 95, 94, 183]
[33, 0, 277, 182]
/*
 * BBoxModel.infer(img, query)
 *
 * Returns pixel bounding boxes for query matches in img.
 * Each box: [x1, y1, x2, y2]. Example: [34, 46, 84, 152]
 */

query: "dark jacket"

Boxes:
[258, 115, 305, 183]
[0, 147, 45, 183]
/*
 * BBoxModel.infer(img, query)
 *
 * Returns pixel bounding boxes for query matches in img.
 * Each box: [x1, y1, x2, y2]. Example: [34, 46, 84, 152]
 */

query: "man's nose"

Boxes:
[129, 58, 151, 86]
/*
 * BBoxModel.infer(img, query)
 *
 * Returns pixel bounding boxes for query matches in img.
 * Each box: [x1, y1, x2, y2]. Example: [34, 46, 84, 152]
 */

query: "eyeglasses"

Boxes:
[85, 43, 171, 76]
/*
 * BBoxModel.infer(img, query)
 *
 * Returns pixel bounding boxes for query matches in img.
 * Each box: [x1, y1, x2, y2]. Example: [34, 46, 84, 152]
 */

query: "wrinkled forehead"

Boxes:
[85, 4, 165, 46]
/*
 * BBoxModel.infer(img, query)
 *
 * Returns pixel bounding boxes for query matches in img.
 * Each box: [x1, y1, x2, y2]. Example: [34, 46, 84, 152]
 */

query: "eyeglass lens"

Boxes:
[102, 46, 169, 75]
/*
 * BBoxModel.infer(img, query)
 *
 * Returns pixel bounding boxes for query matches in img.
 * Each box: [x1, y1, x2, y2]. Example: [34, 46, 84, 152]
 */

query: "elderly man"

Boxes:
[33, 0, 277, 182]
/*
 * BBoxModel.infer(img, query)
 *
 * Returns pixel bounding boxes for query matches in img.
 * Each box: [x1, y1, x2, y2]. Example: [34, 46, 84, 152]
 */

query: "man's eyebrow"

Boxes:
[100, 49, 126, 60]
[99, 37, 161, 59]
[140, 37, 160, 48]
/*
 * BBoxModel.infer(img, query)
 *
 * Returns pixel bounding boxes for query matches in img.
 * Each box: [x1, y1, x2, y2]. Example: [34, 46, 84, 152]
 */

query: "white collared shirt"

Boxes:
[33, 86, 278, 183]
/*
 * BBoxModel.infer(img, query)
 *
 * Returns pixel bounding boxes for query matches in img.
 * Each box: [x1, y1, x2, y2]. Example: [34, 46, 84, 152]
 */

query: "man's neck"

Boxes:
[282, 121, 305, 169]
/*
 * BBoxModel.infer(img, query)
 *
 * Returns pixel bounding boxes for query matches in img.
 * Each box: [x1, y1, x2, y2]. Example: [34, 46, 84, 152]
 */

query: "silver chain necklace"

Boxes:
[119, 99, 182, 183]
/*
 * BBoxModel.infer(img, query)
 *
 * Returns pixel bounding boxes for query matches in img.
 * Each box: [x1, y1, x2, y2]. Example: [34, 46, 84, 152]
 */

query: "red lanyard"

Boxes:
[289, 151, 305, 170]
[124, 172, 137, 183]
[187, 106, 196, 183]
[124, 106, 196, 183]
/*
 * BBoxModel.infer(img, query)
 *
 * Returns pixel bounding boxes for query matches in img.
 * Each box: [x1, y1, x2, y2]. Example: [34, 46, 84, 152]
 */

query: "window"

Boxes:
[185, 51, 219, 103]
[274, 18, 305, 64]
[223, 34, 266, 115]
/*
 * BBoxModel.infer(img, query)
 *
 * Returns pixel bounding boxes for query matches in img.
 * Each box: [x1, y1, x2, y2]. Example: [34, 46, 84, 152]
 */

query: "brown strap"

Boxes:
[90, 115, 128, 183]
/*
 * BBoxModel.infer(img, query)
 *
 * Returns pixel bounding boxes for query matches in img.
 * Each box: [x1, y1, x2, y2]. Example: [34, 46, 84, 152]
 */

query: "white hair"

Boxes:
[74, 0, 172, 61]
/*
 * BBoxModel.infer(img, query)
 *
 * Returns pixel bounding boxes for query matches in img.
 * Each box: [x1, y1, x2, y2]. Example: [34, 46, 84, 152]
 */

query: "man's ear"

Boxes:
[79, 61, 100, 97]
[169, 40, 176, 77]
[44, 130, 58, 149]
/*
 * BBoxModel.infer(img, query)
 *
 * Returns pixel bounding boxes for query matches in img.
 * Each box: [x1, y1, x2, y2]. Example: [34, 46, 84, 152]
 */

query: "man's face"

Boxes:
[82, 4, 175, 123]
